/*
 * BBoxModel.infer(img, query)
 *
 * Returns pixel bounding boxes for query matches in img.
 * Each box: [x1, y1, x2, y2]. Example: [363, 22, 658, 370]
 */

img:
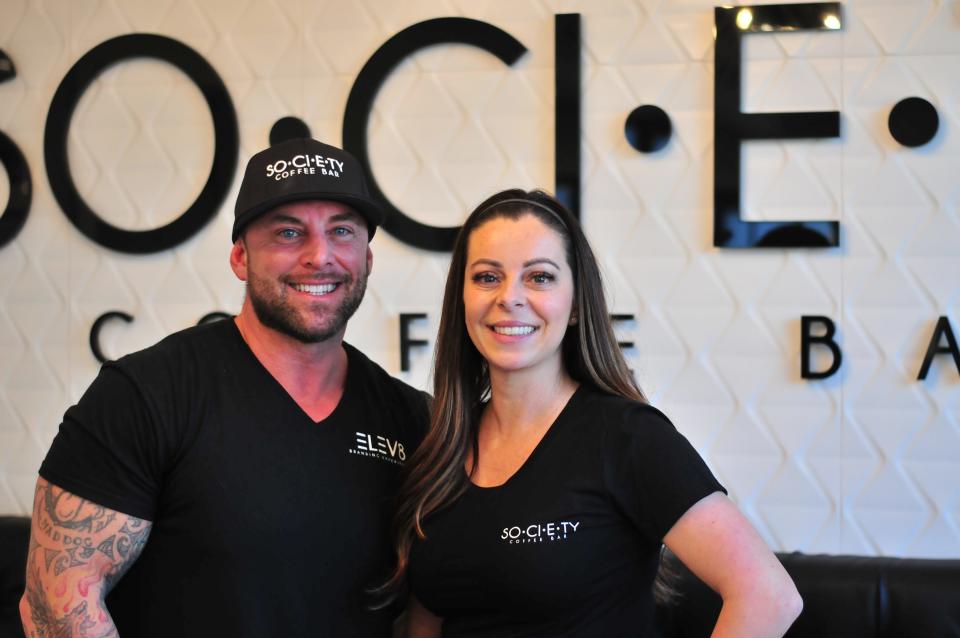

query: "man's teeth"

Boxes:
[493, 326, 536, 336]
[293, 283, 337, 295]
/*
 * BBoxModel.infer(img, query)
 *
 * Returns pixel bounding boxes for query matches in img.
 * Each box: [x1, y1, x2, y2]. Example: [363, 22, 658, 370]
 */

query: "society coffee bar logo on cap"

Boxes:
[264, 153, 344, 180]
[231, 137, 385, 242]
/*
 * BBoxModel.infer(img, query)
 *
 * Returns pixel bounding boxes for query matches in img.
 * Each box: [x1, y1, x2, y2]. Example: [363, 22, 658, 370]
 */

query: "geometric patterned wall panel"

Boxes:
[0, 0, 957, 558]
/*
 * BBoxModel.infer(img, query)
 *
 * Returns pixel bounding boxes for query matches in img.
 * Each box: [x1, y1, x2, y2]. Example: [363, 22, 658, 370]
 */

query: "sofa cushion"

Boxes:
[882, 557, 960, 638]
[656, 550, 960, 638]
[0, 516, 30, 638]
[779, 552, 881, 637]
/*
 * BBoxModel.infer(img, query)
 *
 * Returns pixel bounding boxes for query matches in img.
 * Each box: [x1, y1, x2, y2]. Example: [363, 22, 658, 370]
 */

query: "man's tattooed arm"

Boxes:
[19, 478, 152, 638]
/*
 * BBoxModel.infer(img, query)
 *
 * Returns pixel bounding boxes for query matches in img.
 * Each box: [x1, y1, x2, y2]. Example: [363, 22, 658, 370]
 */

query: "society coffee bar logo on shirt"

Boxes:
[501, 521, 581, 545]
[265, 154, 344, 181]
[350, 432, 407, 465]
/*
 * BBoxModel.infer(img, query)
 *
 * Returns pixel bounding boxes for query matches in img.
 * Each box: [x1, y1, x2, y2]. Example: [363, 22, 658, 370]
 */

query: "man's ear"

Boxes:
[230, 239, 249, 281]
[366, 244, 373, 276]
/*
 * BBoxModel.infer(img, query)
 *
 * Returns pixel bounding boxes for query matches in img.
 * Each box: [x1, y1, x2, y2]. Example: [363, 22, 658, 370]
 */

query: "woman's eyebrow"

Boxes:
[469, 258, 502, 268]
[523, 258, 560, 269]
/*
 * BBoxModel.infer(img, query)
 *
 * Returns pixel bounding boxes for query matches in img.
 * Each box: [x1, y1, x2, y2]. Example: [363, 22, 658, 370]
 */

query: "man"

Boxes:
[20, 138, 428, 637]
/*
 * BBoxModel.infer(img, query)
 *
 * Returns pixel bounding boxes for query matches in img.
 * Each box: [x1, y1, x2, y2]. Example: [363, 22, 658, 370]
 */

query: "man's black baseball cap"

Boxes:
[232, 138, 385, 242]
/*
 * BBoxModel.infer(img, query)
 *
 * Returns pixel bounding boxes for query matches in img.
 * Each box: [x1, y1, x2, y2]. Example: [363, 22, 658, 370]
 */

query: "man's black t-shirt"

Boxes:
[40, 319, 428, 638]
[407, 385, 724, 638]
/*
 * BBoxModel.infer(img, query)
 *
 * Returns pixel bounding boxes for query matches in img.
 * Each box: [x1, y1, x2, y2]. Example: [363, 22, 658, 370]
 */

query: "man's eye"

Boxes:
[278, 228, 300, 239]
[333, 226, 355, 237]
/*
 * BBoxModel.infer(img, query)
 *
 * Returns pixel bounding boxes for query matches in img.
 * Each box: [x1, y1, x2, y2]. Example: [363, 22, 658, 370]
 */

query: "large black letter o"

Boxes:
[45, 34, 238, 253]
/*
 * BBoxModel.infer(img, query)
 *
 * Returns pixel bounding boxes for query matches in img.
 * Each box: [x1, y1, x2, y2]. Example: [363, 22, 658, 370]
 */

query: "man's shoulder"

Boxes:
[343, 342, 430, 414]
[344, 343, 425, 396]
[111, 318, 238, 375]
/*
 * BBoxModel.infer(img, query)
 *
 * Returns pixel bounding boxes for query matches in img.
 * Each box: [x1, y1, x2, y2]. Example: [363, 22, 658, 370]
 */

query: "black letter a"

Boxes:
[918, 316, 960, 380]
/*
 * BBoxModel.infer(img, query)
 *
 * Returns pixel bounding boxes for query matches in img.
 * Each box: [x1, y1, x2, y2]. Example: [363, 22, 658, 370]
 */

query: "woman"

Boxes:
[388, 189, 802, 636]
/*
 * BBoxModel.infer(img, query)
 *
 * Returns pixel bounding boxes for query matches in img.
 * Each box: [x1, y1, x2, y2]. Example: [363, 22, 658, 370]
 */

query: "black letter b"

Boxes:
[801, 316, 842, 380]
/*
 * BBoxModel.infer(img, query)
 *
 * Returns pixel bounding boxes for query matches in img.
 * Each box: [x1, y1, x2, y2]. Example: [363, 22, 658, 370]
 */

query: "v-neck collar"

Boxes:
[466, 384, 585, 492]
[228, 321, 355, 426]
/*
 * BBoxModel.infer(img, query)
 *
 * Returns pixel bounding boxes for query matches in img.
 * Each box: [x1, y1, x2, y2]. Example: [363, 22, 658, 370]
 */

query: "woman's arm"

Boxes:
[402, 595, 443, 638]
[663, 492, 802, 638]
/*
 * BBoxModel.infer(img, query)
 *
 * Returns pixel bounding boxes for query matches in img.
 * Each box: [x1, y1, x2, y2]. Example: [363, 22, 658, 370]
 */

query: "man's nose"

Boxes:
[302, 234, 333, 268]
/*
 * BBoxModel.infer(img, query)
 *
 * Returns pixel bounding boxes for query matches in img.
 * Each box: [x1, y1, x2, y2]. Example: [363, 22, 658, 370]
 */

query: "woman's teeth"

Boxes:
[493, 326, 535, 335]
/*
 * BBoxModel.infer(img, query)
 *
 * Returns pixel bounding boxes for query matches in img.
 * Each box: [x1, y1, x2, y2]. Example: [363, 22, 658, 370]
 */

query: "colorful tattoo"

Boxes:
[22, 479, 151, 638]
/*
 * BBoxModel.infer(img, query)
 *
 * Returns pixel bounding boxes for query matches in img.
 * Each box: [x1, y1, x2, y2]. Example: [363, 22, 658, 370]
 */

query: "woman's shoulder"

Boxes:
[574, 387, 700, 467]
[578, 386, 676, 436]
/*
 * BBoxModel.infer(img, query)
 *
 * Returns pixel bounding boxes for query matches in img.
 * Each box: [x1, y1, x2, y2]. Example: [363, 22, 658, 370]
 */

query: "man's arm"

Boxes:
[19, 477, 152, 638]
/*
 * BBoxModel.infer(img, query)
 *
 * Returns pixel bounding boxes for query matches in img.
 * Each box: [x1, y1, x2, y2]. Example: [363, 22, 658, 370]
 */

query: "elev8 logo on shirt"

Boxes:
[501, 521, 580, 544]
[351, 431, 406, 465]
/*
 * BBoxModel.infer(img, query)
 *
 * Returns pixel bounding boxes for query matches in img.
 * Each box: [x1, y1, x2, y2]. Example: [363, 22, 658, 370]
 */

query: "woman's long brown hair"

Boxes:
[381, 189, 655, 601]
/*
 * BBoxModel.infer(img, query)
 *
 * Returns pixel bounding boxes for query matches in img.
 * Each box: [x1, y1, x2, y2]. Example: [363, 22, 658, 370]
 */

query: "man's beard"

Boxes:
[246, 266, 368, 344]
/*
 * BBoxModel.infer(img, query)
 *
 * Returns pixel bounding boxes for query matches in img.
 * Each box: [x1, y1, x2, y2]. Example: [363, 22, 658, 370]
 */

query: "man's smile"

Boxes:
[291, 282, 339, 295]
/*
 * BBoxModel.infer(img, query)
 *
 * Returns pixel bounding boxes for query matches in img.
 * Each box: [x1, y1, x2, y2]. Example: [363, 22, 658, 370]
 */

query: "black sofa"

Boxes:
[3, 515, 959, 637]
[1, 517, 30, 638]
[657, 550, 960, 637]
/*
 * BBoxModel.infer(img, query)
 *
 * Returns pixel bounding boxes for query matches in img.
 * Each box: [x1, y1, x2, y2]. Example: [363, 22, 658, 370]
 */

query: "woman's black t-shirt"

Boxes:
[408, 385, 725, 637]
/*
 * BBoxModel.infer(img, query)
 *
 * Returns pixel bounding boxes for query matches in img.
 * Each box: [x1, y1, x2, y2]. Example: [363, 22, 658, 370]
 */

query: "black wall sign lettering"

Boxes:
[611, 313, 636, 349]
[714, 3, 842, 248]
[343, 18, 527, 251]
[90, 310, 235, 361]
[44, 34, 238, 254]
[399, 313, 429, 372]
[624, 105, 672, 154]
[0, 49, 14, 83]
[0, 50, 31, 248]
[918, 316, 960, 380]
[270, 116, 312, 146]
[554, 14, 581, 219]
[888, 96, 939, 148]
[801, 315, 842, 379]
[0, 131, 31, 249]
[90, 311, 134, 363]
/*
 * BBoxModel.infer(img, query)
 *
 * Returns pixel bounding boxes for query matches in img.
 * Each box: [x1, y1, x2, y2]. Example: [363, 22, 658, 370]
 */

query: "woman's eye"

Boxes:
[472, 273, 498, 284]
[530, 272, 554, 284]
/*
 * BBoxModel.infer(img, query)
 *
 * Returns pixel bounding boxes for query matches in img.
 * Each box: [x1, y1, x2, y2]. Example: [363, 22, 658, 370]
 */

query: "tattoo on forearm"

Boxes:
[25, 560, 115, 638]
[23, 480, 151, 638]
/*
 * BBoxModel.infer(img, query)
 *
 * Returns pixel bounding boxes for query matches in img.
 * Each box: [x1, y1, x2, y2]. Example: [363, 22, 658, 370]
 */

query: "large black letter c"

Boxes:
[343, 18, 527, 252]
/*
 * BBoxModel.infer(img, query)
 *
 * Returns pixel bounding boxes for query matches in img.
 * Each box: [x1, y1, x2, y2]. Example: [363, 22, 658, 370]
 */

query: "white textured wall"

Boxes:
[0, 0, 958, 558]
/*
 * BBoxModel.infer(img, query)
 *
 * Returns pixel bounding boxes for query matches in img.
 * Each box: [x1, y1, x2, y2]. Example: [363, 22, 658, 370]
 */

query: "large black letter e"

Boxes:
[714, 3, 842, 248]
